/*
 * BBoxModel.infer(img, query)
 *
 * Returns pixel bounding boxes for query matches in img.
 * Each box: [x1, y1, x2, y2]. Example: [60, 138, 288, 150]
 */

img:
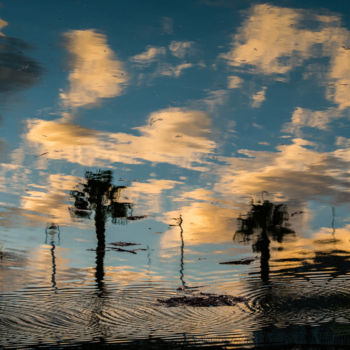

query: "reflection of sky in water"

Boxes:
[1, 0, 350, 347]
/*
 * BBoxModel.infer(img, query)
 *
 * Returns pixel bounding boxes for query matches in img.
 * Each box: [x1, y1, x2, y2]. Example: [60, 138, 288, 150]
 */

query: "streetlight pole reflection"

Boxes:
[45, 223, 60, 293]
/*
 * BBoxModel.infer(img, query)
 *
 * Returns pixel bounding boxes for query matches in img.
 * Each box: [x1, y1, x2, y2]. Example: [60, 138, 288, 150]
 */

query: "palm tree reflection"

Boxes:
[235, 200, 294, 283]
[70, 170, 133, 294]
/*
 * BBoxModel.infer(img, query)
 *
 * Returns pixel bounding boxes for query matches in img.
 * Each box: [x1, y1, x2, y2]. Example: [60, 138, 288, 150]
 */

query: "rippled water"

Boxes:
[2, 0, 350, 348]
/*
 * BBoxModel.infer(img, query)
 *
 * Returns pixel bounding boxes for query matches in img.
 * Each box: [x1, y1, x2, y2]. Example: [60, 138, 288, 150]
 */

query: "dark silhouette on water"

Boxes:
[158, 292, 246, 307]
[276, 249, 350, 282]
[234, 200, 294, 282]
[331, 206, 336, 237]
[69, 170, 148, 342]
[169, 214, 189, 290]
[70, 170, 133, 293]
[45, 223, 60, 293]
[178, 215, 187, 290]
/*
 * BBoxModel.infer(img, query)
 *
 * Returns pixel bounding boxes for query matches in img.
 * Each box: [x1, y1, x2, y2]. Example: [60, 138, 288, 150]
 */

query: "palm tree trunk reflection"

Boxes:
[257, 227, 270, 283]
[95, 203, 106, 294]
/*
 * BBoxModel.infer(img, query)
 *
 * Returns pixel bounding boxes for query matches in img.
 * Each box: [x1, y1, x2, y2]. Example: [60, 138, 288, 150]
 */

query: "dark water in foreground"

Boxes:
[2, 0, 350, 348]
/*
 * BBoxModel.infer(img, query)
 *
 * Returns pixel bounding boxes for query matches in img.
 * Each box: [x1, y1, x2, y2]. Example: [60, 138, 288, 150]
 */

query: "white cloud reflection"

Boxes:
[131, 46, 166, 65]
[0, 18, 7, 36]
[221, 4, 350, 110]
[159, 62, 194, 78]
[283, 107, 344, 134]
[26, 107, 216, 170]
[222, 4, 335, 75]
[20, 174, 80, 225]
[122, 179, 182, 215]
[160, 203, 240, 248]
[251, 86, 266, 108]
[215, 138, 350, 205]
[60, 30, 128, 110]
[169, 41, 194, 58]
[327, 46, 350, 109]
[227, 75, 243, 89]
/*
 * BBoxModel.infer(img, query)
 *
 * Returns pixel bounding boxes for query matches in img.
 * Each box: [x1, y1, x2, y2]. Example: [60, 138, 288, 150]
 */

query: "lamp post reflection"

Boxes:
[178, 215, 187, 290]
[45, 223, 60, 293]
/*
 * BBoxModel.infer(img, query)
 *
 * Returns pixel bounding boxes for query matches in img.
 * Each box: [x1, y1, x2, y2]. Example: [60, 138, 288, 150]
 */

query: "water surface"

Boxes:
[1, 1, 350, 348]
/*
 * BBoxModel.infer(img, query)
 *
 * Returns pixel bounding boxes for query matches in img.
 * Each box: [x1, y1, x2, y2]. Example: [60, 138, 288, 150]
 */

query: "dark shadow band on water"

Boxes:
[8, 322, 350, 349]
[12, 337, 350, 350]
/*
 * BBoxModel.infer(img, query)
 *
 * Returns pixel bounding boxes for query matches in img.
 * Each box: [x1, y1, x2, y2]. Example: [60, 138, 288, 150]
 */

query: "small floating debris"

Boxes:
[158, 292, 246, 307]
[176, 285, 202, 292]
[35, 152, 49, 158]
[219, 257, 255, 265]
[108, 242, 148, 254]
[109, 242, 140, 247]
[109, 247, 137, 254]
[127, 215, 147, 221]
[290, 210, 304, 217]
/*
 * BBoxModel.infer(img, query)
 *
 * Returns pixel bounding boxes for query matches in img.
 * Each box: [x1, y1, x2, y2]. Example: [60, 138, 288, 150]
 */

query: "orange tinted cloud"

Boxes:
[21, 174, 81, 225]
[60, 30, 128, 109]
[26, 108, 216, 170]
[222, 4, 350, 109]
[0, 18, 7, 36]
[131, 46, 166, 64]
[215, 138, 350, 204]
[122, 179, 183, 214]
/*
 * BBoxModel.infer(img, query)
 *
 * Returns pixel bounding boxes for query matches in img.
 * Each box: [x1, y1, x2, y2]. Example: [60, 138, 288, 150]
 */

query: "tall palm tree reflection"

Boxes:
[70, 170, 133, 293]
[235, 200, 294, 283]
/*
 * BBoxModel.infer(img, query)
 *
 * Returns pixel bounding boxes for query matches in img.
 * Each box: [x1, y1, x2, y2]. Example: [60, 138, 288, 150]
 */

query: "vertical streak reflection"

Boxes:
[45, 223, 60, 293]
[178, 215, 187, 290]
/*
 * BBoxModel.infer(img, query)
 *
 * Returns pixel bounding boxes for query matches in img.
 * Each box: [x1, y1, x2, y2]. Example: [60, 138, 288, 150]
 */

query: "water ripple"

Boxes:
[2, 265, 350, 348]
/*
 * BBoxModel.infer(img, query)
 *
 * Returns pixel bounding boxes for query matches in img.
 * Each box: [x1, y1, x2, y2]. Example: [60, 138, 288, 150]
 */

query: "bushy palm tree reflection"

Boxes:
[70, 170, 133, 293]
[235, 200, 294, 282]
